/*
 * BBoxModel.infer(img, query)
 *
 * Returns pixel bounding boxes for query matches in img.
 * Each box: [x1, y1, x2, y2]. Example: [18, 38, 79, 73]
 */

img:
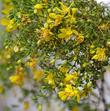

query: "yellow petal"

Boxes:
[58, 91, 67, 101]
[33, 70, 44, 81]
[49, 13, 57, 19]
[23, 101, 30, 110]
[1, 18, 9, 26]
[72, 106, 79, 111]
[92, 55, 98, 60]
[0, 85, 4, 94]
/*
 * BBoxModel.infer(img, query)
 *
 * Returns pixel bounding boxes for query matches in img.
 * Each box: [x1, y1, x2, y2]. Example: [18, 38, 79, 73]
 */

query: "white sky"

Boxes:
[97, 0, 110, 4]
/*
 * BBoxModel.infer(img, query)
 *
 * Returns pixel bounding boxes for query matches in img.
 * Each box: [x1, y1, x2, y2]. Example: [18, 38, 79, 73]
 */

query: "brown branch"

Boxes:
[99, 74, 108, 111]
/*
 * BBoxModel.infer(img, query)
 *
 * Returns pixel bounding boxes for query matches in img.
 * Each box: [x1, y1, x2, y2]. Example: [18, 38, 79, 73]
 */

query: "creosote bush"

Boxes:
[0, 0, 110, 110]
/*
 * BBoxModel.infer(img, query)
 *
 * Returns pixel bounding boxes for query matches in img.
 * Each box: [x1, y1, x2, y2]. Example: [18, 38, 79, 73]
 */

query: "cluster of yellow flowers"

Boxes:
[0, 0, 85, 45]
[0, 0, 18, 32]
[9, 56, 56, 90]
[58, 84, 80, 102]
[1, 18, 17, 32]
[33, 2, 84, 44]
[58, 72, 81, 102]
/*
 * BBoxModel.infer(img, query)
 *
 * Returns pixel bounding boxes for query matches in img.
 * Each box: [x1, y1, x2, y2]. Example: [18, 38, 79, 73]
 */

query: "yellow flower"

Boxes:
[56, 2, 78, 19]
[15, 66, 24, 73]
[23, 101, 30, 110]
[76, 33, 84, 44]
[64, 72, 79, 83]
[20, 14, 31, 26]
[92, 48, 106, 61]
[43, 0, 48, 3]
[26, 58, 37, 69]
[13, 45, 19, 52]
[1, 18, 17, 32]
[48, 13, 62, 27]
[58, 84, 80, 101]
[71, 8, 78, 16]
[40, 28, 53, 41]
[54, 15, 62, 26]
[59, 2, 70, 14]
[9, 73, 24, 86]
[7, 19, 16, 32]
[65, 8, 78, 24]
[45, 73, 55, 87]
[34, 4, 43, 13]
[59, 66, 69, 73]
[2, 2, 13, 15]
[58, 91, 68, 101]
[1, 18, 9, 26]
[58, 84, 74, 101]
[33, 70, 44, 81]
[45, 17, 54, 29]
[0, 48, 13, 62]
[58, 27, 73, 40]
[0, 85, 4, 94]
[49, 13, 57, 19]
[37, 104, 42, 111]
[72, 30, 79, 35]
[72, 106, 79, 111]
